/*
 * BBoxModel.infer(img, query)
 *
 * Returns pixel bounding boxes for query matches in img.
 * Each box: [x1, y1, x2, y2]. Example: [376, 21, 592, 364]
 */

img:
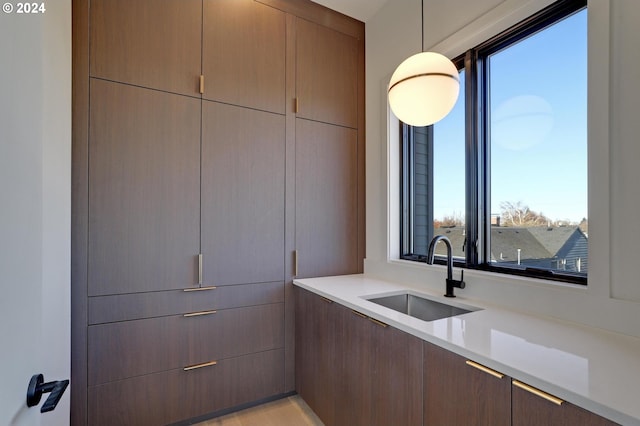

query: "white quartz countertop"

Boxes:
[293, 274, 640, 425]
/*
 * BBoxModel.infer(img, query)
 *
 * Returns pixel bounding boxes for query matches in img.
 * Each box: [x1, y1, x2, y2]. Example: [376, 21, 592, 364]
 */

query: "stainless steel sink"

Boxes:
[365, 293, 479, 322]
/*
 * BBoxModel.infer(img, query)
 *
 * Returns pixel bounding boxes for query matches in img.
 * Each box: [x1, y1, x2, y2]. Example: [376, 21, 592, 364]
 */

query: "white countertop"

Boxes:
[293, 274, 640, 425]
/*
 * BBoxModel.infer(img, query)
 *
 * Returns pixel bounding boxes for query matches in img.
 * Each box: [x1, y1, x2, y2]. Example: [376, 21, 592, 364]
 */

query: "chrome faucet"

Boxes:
[427, 235, 465, 298]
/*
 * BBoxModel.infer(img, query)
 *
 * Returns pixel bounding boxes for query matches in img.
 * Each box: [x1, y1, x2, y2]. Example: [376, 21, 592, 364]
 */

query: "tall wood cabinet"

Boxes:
[72, 0, 365, 424]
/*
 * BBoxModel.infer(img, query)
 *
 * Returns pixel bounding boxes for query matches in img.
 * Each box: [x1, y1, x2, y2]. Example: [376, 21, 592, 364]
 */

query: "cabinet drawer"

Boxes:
[88, 303, 284, 385]
[88, 348, 285, 426]
[89, 281, 284, 324]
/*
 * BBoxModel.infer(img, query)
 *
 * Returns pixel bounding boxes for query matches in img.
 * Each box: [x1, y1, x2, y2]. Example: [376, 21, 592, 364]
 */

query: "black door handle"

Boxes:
[26, 374, 69, 413]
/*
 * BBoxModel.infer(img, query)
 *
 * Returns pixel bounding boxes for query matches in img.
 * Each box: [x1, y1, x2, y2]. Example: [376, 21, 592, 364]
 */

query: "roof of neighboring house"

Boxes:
[429, 225, 586, 262]
[527, 226, 582, 256]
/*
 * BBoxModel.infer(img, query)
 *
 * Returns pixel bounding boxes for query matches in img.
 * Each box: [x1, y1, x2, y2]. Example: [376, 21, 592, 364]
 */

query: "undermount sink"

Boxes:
[365, 292, 480, 322]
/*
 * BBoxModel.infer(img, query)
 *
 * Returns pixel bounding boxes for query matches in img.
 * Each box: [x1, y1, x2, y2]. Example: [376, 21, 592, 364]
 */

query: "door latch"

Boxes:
[26, 373, 69, 413]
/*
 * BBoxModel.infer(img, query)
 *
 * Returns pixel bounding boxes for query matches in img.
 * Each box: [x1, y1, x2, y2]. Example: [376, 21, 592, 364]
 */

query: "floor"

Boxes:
[196, 395, 324, 426]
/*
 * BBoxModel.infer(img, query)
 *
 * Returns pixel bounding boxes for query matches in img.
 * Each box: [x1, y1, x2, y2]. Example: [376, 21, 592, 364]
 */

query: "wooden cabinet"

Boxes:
[88, 303, 284, 386]
[295, 287, 423, 426]
[296, 288, 619, 426]
[88, 79, 201, 296]
[371, 320, 423, 426]
[295, 286, 336, 424]
[201, 101, 285, 286]
[89, 0, 202, 96]
[424, 342, 511, 426]
[88, 349, 284, 426]
[296, 18, 358, 128]
[512, 381, 618, 426]
[333, 307, 373, 426]
[74, 0, 365, 424]
[203, 0, 286, 113]
[295, 119, 359, 278]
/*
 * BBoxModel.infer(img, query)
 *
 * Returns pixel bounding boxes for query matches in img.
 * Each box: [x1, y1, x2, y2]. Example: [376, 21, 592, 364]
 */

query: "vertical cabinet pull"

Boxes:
[465, 360, 504, 379]
[199, 75, 205, 94]
[198, 253, 203, 285]
[294, 250, 298, 277]
[512, 380, 564, 406]
[294, 97, 299, 113]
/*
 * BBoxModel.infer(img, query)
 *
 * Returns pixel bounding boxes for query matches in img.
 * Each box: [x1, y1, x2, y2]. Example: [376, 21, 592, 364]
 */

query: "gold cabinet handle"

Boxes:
[512, 380, 564, 406]
[183, 310, 217, 318]
[199, 75, 205, 94]
[352, 310, 367, 319]
[183, 360, 217, 372]
[465, 360, 504, 379]
[320, 296, 333, 304]
[368, 317, 388, 328]
[183, 285, 217, 292]
[294, 250, 299, 277]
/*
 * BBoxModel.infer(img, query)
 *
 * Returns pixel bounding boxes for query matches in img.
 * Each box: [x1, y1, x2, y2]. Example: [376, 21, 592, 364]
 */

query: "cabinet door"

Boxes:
[334, 306, 373, 426]
[296, 18, 358, 128]
[203, 0, 286, 114]
[88, 80, 200, 296]
[90, 0, 202, 96]
[201, 101, 285, 286]
[424, 342, 511, 426]
[295, 119, 358, 278]
[88, 349, 284, 426]
[371, 322, 423, 426]
[294, 288, 336, 425]
[512, 382, 618, 426]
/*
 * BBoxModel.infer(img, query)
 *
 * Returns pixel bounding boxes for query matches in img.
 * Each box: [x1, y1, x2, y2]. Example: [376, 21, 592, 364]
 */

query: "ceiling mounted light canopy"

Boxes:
[387, 0, 460, 127]
[388, 52, 460, 127]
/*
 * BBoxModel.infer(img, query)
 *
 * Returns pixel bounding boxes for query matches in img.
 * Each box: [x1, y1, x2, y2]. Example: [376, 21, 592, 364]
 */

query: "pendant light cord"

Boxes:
[421, 0, 424, 52]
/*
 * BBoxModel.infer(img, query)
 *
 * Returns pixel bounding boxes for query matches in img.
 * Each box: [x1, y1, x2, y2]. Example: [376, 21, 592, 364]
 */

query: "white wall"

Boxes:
[365, 0, 640, 338]
[0, 1, 71, 424]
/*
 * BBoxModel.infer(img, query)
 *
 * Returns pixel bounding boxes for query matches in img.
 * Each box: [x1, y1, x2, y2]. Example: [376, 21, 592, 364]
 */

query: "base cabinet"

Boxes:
[512, 382, 618, 426]
[295, 287, 422, 426]
[295, 287, 621, 426]
[88, 349, 284, 426]
[424, 342, 511, 426]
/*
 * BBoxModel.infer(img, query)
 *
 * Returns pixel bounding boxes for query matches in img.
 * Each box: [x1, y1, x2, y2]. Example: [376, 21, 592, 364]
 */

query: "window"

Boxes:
[400, 0, 588, 284]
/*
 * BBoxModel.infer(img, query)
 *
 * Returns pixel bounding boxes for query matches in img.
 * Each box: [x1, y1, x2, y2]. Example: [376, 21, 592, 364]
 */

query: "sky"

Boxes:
[431, 9, 588, 224]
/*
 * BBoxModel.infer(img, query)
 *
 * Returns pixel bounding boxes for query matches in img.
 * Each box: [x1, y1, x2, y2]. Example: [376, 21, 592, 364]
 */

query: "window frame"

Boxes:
[399, 0, 588, 285]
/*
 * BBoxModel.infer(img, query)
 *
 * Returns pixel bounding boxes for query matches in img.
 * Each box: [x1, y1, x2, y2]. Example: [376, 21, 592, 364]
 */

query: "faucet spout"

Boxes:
[427, 235, 465, 297]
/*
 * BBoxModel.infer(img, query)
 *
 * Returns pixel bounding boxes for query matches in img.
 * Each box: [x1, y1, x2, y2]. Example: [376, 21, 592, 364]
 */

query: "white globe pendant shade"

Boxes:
[388, 52, 460, 127]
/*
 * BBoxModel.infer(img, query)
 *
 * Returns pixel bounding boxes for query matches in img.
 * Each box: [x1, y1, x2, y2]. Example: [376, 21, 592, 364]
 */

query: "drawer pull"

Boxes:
[183, 360, 217, 372]
[320, 296, 333, 304]
[183, 310, 217, 318]
[351, 310, 368, 319]
[465, 360, 504, 379]
[512, 380, 563, 406]
[368, 317, 388, 328]
[183, 285, 217, 292]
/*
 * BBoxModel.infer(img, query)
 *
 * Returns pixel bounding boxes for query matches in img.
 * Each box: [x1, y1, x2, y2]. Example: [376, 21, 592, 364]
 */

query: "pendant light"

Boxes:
[388, 1, 460, 127]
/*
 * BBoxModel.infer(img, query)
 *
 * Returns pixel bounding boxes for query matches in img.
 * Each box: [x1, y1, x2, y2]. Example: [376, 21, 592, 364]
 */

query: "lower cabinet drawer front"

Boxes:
[88, 281, 284, 324]
[88, 303, 284, 386]
[88, 348, 285, 426]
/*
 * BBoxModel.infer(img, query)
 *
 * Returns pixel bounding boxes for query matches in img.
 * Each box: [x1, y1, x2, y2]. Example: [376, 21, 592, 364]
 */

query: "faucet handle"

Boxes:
[458, 270, 466, 289]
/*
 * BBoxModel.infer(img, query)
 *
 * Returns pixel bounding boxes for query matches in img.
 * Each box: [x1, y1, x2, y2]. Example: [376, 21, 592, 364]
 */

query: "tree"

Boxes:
[499, 201, 549, 227]
[434, 212, 464, 228]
